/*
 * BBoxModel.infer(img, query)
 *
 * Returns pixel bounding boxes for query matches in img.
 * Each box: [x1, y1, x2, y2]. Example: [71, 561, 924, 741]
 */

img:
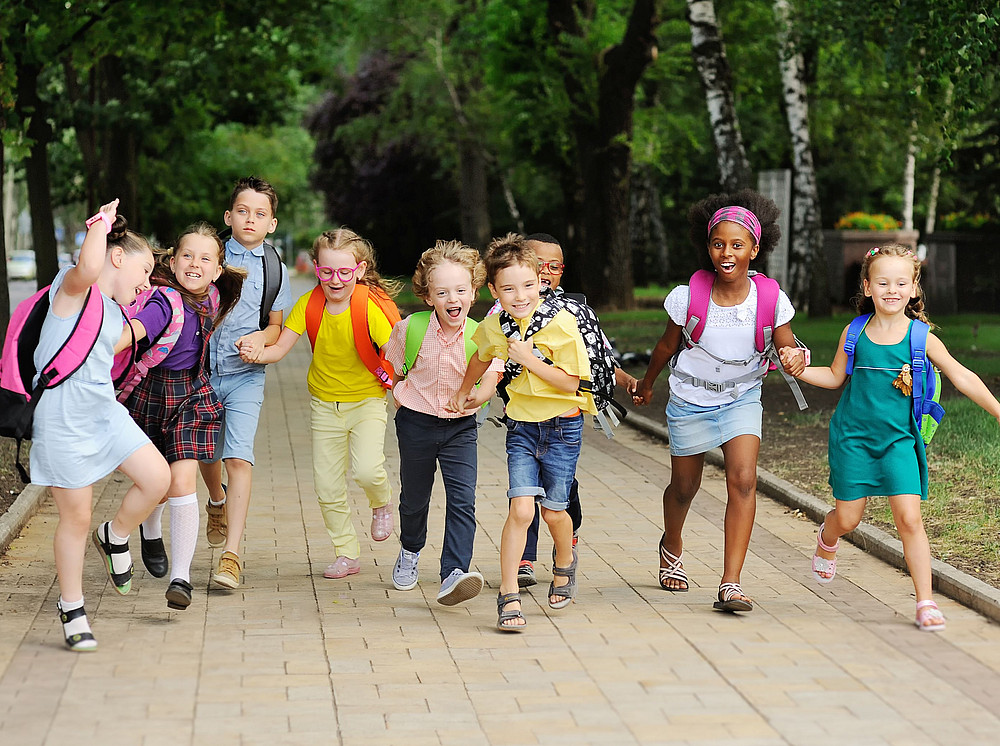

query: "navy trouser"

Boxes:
[521, 478, 582, 563]
[395, 407, 478, 581]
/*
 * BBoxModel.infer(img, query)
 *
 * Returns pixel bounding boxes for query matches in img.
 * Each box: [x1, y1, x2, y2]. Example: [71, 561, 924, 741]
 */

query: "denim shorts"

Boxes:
[505, 414, 583, 511]
[665, 385, 762, 457]
[203, 368, 266, 464]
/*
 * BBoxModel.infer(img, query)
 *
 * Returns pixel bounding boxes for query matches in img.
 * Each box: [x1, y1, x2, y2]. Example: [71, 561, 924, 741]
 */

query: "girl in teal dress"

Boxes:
[781, 244, 1000, 632]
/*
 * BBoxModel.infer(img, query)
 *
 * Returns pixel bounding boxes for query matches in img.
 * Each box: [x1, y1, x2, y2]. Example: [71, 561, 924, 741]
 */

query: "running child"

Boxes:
[382, 240, 502, 605]
[243, 228, 400, 579]
[31, 199, 170, 651]
[450, 234, 596, 632]
[633, 190, 804, 612]
[782, 243, 1000, 631]
[199, 176, 292, 590]
[121, 223, 246, 610]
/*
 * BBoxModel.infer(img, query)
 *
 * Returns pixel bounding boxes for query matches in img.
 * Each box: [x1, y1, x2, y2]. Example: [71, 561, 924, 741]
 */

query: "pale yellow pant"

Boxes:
[311, 396, 391, 559]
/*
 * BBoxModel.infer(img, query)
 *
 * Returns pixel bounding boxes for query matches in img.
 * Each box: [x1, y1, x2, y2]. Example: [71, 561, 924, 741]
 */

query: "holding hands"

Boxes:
[778, 346, 808, 377]
[236, 330, 267, 363]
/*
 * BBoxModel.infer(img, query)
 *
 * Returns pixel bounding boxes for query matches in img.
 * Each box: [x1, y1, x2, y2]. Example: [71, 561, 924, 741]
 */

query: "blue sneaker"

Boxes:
[392, 548, 420, 590]
[436, 568, 484, 606]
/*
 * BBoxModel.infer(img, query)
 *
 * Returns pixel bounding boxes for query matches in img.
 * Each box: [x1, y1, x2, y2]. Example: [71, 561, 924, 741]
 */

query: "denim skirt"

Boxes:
[665, 386, 762, 457]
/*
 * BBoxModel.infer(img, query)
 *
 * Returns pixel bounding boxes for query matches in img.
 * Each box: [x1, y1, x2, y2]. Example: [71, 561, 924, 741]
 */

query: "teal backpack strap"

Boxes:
[401, 311, 432, 378]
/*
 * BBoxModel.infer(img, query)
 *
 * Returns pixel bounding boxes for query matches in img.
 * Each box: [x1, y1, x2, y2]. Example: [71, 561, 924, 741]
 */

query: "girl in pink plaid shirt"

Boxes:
[382, 241, 502, 605]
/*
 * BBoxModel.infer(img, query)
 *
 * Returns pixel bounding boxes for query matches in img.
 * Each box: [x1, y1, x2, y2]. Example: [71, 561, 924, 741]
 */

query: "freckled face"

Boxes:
[489, 263, 540, 319]
[425, 261, 474, 333]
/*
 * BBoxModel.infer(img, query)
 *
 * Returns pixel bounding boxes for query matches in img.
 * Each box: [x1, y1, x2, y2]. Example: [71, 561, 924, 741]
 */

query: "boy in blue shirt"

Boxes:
[199, 176, 293, 589]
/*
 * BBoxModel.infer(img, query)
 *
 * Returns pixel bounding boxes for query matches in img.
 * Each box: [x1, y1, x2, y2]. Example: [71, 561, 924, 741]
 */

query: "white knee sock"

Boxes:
[141, 502, 166, 540]
[58, 596, 92, 638]
[168, 493, 199, 583]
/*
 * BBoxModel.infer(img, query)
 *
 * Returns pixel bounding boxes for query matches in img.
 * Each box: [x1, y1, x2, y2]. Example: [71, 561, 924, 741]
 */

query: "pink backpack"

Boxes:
[673, 269, 807, 410]
[113, 285, 219, 402]
[0, 284, 106, 481]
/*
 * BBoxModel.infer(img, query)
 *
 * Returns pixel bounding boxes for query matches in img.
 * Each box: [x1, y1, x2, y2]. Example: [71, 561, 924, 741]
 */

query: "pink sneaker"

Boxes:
[323, 556, 361, 579]
[371, 504, 394, 541]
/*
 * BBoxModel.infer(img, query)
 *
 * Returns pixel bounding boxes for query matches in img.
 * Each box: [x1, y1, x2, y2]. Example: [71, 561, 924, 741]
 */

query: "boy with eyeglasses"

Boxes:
[199, 176, 293, 589]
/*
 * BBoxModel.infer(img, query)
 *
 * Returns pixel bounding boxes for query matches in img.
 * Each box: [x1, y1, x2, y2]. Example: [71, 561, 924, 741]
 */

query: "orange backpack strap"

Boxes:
[350, 284, 400, 388]
[304, 285, 326, 350]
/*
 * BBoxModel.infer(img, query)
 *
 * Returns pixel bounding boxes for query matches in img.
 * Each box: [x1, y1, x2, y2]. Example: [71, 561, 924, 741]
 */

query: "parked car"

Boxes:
[7, 250, 36, 280]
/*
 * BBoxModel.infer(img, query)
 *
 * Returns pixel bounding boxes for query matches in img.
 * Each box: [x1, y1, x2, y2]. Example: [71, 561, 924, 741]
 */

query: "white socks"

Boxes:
[58, 596, 93, 638]
[141, 502, 166, 540]
[104, 522, 133, 576]
[168, 493, 199, 583]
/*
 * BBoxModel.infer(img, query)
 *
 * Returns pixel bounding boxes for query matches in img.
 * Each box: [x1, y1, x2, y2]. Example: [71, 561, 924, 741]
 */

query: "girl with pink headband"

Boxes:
[633, 188, 805, 613]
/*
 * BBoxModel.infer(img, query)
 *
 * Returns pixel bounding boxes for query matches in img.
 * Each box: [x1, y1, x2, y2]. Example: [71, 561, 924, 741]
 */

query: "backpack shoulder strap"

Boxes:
[843, 314, 872, 376]
[349, 283, 397, 387]
[259, 241, 283, 331]
[750, 272, 779, 353]
[38, 285, 105, 388]
[909, 319, 930, 423]
[402, 311, 432, 377]
[684, 270, 715, 345]
[463, 318, 479, 363]
[304, 285, 326, 350]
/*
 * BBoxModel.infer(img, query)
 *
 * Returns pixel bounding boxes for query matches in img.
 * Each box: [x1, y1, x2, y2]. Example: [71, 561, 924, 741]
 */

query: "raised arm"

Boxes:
[53, 199, 119, 316]
[927, 334, 1000, 423]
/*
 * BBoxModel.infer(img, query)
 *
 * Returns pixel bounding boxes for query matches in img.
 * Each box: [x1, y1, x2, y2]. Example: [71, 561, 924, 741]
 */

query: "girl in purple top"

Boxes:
[122, 222, 246, 610]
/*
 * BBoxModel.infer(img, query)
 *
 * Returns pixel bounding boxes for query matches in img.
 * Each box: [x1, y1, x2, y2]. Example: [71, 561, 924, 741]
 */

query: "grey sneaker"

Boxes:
[392, 548, 420, 590]
[436, 568, 484, 606]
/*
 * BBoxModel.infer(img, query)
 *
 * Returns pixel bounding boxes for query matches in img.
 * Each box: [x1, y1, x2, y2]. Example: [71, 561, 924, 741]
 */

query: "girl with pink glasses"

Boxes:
[242, 228, 401, 579]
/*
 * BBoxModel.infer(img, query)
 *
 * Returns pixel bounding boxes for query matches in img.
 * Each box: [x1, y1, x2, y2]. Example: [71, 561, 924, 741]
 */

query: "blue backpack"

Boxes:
[844, 314, 945, 445]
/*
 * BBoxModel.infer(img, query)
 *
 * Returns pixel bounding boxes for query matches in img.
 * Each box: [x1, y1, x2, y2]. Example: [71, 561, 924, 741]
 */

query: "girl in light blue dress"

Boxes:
[32, 199, 171, 651]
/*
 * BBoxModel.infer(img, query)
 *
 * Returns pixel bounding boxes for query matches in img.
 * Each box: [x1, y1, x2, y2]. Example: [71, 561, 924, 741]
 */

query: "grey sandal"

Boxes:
[497, 592, 526, 632]
[548, 547, 578, 609]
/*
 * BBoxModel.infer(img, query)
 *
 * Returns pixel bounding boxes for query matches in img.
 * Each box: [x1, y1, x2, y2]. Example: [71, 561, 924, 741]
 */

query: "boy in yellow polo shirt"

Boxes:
[449, 234, 596, 632]
[246, 229, 399, 579]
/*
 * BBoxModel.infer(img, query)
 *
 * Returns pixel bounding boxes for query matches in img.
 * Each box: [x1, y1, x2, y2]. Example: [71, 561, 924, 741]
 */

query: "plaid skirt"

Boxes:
[126, 366, 223, 463]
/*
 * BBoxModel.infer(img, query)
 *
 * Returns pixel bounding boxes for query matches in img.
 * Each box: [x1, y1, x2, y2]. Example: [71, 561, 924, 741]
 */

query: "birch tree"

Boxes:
[685, 0, 752, 192]
[773, 0, 828, 315]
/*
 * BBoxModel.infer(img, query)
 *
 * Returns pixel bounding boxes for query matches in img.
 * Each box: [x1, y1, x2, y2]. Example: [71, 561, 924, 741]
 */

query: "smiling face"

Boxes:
[315, 247, 366, 306]
[863, 255, 917, 316]
[489, 261, 540, 319]
[224, 189, 277, 249]
[113, 246, 154, 305]
[424, 260, 474, 333]
[528, 240, 564, 289]
[707, 221, 758, 282]
[171, 234, 223, 294]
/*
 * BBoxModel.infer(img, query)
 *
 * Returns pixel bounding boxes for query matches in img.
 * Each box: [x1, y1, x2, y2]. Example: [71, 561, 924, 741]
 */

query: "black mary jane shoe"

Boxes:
[140, 525, 169, 578]
[165, 579, 193, 610]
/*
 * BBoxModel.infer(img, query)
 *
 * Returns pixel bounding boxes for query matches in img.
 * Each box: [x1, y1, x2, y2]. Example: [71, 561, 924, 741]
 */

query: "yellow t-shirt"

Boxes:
[473, 304, 596, 422]
[284, 289, 394, 402]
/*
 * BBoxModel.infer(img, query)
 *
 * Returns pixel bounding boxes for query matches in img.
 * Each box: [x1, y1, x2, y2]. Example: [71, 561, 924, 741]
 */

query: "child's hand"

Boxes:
[236, 330, 266, 361]
[779, 346, 806, 377]
[445, 390, 471, 414]
[507, 339, 535, 366]
[100, 198, 119, 222]
[632, 381, 653, 406]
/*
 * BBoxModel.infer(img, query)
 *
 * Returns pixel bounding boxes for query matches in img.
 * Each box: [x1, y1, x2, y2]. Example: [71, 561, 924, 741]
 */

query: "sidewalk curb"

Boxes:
[624, 410, 1000, 625]
[0, 483, 46, 557]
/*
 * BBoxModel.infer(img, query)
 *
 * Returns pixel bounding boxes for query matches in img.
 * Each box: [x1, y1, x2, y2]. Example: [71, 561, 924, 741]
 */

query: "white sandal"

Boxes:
[915, 600, 946, 632]
[713, 582, 753, 612]
[811, 522, 839, 584]
[658, 533, 689, 592]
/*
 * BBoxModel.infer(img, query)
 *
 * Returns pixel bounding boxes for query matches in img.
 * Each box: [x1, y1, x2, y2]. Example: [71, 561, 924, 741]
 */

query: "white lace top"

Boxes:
[663, 281, 795, 406]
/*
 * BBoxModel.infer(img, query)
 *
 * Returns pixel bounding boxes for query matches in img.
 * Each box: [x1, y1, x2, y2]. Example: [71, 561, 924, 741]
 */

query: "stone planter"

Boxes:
[823, 229, 920, 307]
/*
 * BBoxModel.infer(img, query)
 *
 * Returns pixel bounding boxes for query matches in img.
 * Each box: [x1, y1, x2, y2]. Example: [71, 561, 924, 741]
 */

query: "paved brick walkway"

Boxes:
[2, 318, 999, 745]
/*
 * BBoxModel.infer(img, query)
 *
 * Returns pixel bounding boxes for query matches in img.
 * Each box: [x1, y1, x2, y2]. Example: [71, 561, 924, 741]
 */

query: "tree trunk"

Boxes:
[0, 137, 10, 339]
[774, 0, 828, 316]
[99, 56, 140, 225]
[17, 62, 59, 289]
[630, 164, 669, 285]
[458, 139, 491, 250]
[548, 0, 658, 309]
[686, 0, 753, 192]
[902, 114, 918, 232]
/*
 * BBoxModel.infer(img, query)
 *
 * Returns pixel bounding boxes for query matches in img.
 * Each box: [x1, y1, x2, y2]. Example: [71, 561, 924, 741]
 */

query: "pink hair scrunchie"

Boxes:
[708, 206, 761, 245]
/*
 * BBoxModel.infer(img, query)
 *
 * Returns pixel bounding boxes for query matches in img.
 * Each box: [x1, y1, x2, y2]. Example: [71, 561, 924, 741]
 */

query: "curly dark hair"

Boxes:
[687, 189, 781, 270]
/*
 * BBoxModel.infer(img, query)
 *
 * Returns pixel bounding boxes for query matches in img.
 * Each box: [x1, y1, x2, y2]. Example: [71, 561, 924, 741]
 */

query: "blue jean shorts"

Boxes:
[666, 386, 762, 457]
[203, 368, 266, 464]
[505, 414, 583, 511]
